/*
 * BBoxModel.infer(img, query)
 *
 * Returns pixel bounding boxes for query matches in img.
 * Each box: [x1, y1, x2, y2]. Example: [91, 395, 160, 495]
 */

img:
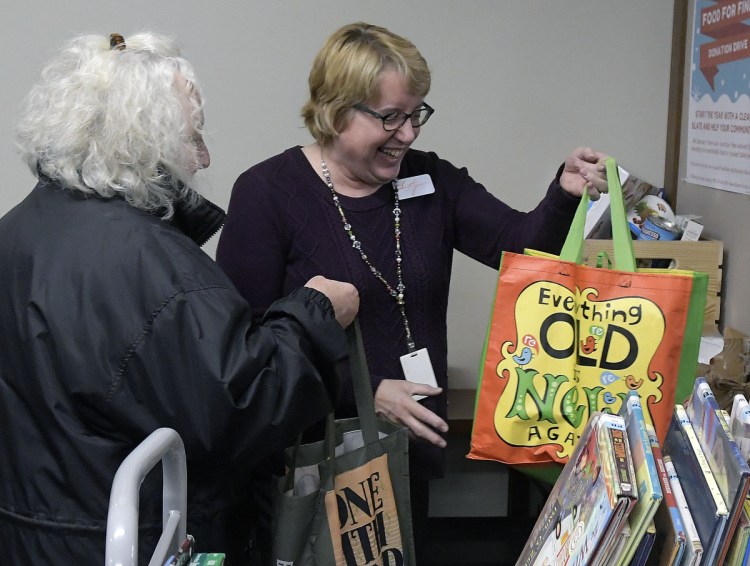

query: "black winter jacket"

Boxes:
[0, 180, 346, 563]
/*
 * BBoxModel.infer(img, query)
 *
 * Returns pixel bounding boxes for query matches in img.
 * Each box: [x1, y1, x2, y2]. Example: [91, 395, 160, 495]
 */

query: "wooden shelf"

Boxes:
[583, 239, 724, 326]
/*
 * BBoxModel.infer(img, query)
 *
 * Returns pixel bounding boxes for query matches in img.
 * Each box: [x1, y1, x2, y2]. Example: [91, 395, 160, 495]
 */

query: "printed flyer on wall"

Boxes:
[686, 0, 750, 195]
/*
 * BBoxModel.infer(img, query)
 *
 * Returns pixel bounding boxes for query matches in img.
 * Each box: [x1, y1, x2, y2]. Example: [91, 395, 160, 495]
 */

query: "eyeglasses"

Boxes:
[352, 102, 435, 132]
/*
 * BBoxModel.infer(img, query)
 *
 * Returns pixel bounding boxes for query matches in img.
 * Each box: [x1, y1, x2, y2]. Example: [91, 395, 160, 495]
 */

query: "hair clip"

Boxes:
[110, 33, 126, 51]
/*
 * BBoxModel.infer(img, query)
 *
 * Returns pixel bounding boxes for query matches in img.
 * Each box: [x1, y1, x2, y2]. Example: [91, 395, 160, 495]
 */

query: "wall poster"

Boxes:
[687, 0, 750, 194]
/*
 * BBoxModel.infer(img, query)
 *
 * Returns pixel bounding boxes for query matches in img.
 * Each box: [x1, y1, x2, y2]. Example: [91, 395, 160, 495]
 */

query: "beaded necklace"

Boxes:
[321, 158, 416, 352]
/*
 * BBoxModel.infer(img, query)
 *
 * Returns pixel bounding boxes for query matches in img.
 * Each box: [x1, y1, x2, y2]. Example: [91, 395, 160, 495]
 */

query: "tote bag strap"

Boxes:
[346, 319, 380, 446]
[283, 320, 378, 490]
[283, 412, 338, 493]
[319, 320, 380, 463]
[559, 157, 637, 272]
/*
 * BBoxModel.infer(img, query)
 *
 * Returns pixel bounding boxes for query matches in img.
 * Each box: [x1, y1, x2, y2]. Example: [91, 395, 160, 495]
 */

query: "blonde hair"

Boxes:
[16, 32, 205, 218]
[302, 22, 431, 146]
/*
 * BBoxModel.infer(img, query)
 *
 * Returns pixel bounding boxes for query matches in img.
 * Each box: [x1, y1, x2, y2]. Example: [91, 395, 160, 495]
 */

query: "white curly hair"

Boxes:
[16, 32, 207, 218]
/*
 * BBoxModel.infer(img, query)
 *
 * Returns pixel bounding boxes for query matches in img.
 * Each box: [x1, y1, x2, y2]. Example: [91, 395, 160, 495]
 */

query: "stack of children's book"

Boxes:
[515, 399, 640, 565]
[515, 380, 750, 566]
[660, 377, 750, 566]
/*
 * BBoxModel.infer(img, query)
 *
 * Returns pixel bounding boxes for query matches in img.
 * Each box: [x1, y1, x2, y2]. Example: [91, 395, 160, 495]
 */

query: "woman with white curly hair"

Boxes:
[0, 32, 358, 564]
[17, 32, 209, 216]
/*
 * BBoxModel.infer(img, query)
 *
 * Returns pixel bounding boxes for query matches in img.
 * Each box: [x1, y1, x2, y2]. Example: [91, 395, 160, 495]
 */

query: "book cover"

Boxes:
[742, 500, 750, 566]
[645, 423, 686, 566]
[725, 501, 750, 566]
[664, 456, 702, 566]
[663, 404, 727, 565]
[730, 394, 750, 463]
[631, 519, 657, 566]
[686, 377, 750, 564]
[615, 391, 663, 566]
[515, 413, 636, 566]
[609, 522, 632, 565]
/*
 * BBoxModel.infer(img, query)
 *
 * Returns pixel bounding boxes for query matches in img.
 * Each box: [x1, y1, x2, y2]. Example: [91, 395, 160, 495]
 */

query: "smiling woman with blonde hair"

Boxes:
[302, 22, 431, 146]
[217, 21, 609, 562]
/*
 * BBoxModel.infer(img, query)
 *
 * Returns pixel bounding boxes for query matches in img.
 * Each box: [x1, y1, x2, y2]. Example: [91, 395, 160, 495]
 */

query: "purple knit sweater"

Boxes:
[216, 146, 578, 479]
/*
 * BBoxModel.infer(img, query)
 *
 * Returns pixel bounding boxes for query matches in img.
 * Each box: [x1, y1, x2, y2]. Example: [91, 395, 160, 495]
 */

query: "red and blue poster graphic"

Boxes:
[687, 0, 750, 194]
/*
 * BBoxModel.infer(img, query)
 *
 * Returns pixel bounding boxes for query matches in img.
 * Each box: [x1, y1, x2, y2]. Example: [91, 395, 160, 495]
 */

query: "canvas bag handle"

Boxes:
[322, 319, 381, 458]
[345, 318, 380, 445]
[559, 157, 637, 272]
[283, 318, 380, 492]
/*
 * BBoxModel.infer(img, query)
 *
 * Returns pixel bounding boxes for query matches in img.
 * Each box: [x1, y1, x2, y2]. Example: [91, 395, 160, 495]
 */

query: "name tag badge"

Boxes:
[400, 348, 438, 401]
[395, 174, 435, 200]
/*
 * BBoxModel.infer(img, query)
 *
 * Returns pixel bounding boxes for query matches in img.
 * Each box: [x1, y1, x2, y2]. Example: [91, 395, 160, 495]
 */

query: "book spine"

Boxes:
[675, 404, 728, 516]
[630, 521, 656, 566]
[631, 397, 660, 500]
[593, 416, 618, 513]
[587, 415, 636, 566]
[665, 456, 703, 563]
[647, 424, 684, 535]
[610, 424, 635, 498]
[616, 396, 662, 566]
[743, 500, 750, 566]
[726, 505, 750, 566]
[622, 418, 639, 503]
[731, 394, 748, 424]
[650, 437, 687, 566]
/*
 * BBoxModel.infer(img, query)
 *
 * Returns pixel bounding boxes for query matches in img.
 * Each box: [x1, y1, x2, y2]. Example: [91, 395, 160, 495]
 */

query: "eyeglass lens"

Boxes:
[383, 107, 432, 130]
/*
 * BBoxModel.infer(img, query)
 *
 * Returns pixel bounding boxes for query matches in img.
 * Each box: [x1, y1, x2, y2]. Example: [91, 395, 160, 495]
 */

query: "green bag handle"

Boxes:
[559, 157, 637, 272]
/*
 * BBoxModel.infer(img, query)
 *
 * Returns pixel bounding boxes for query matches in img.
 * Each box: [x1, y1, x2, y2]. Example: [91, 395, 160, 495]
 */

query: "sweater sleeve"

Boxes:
[438, 157, 579, 268]
[216, 167, 289, 320]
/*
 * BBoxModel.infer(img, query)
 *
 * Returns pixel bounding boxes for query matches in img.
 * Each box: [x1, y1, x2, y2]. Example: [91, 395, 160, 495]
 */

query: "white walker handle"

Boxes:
[105, 428, 188, 566]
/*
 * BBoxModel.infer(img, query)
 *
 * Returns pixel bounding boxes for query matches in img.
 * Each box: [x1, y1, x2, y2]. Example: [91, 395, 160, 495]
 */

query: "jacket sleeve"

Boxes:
[104, 284, 346, 467]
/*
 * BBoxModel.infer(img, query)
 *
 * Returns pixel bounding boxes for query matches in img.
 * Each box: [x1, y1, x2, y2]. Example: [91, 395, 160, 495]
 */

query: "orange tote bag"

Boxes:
[468, 158, 708, 479]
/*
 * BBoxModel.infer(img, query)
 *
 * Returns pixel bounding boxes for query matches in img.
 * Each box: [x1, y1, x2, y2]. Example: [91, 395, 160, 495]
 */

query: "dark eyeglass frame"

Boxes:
[352, 102, 435, 132]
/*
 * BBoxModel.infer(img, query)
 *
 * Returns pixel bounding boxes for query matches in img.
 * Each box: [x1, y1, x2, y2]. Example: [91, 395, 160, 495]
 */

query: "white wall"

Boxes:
[0, 1, 676, 388]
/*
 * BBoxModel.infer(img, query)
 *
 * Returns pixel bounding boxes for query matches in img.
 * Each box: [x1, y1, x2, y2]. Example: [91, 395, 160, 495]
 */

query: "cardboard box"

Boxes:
[704, 327, 750, 411]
